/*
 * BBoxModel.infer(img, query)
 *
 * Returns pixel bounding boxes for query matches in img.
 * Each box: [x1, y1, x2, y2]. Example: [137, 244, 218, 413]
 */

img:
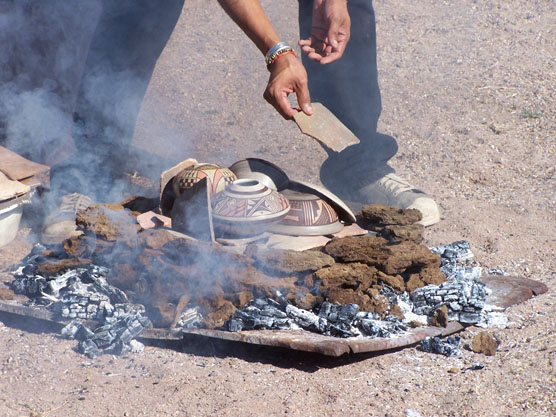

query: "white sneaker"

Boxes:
[41, 193, 93, 245]
[351, 173, 440, 226]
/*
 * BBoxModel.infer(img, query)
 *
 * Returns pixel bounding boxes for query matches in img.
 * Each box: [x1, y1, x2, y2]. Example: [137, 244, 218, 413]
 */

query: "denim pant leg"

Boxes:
[298, 0, 398, 187]
[52, 0, 184, 201]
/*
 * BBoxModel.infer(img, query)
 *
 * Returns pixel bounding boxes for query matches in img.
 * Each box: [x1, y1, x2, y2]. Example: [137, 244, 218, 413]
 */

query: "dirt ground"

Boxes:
[1, 0, 556, 416]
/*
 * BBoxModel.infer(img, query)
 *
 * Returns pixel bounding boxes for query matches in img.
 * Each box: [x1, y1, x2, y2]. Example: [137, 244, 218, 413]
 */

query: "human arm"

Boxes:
[217, 0, 313, 118]
[299, 0, 350, 64]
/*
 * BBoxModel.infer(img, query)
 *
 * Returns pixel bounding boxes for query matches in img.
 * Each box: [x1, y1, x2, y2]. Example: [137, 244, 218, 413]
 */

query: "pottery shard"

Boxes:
[315, 263, 379, 292]
[251, 248, 335, 276]
[324, 236, 441, 275]
[360, 204, 422, 225]
[470, 331, 499, 356]
[430, 305, 449, 328]
[76, 204, 140, 242]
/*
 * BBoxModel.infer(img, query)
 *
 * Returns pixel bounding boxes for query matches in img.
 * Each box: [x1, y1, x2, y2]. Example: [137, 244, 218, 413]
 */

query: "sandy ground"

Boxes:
[1, 0, 556, 416]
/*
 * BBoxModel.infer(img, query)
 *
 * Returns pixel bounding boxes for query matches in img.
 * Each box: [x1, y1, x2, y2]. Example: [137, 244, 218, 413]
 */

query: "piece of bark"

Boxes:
[375, 224, 424, 244]
[36, 257, 92, 276]
[430, 305, 449, 328]
[360, 204, 422, 225]
[76, 204, 140, 242]
[324, 236, 441, 275]
[250, 247, 335, 276]
[470, 331, 499, 356]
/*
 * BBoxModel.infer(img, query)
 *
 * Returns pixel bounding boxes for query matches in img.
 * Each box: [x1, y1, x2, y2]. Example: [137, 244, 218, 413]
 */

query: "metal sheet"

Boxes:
[0, 273, 546, 357]
[182, 323, 464, 357]
[481, 275, 549, 309]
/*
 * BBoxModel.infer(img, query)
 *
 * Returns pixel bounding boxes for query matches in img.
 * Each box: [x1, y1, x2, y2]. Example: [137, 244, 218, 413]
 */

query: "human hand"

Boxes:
[264, 53, 313, 119]
[298, 0, 350, 64]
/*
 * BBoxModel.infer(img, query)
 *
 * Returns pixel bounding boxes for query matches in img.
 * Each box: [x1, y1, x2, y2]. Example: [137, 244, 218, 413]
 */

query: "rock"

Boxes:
[430, 305, 449, 328]
[470, 331, 499, 356]
[360, 204, 422, 225]
[251, 248, 335, 276]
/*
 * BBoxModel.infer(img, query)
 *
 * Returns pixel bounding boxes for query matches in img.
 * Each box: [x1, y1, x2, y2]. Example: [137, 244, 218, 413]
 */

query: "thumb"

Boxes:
[327, 20, 341, 49]
[296, 84, 313, 116]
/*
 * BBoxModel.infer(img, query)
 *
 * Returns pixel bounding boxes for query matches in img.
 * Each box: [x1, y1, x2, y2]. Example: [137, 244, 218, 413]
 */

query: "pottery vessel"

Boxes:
[268, 189, 343, 236]
[212, 179, 290, 234]
[286, 180, 356, 224]
[229, 158, 290, 191]
[172, 163, 237, 198]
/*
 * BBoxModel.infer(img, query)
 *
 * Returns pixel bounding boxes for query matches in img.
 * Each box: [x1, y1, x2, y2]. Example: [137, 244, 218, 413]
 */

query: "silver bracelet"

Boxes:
[265, 42, 290, 65]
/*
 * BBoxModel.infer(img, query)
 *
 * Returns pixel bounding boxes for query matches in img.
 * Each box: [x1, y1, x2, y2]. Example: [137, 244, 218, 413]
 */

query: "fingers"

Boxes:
[295, 82, 313, 116]
[299, 38, 325, 63]
[327, 19, 341, 49]
[264, 55, 313, 119]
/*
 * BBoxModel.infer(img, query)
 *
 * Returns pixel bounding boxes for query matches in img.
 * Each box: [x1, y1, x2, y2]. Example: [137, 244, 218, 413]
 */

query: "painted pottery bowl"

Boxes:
[286, 180, 356, 224]
[212, 179, 291, 235]
[228, 158, 290, 191]
[172, 163, 237, 198]
[268, 189, 343, 236]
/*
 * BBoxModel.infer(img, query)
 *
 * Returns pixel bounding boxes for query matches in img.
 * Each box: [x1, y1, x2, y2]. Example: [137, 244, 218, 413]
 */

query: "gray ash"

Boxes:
[430, 240, 482, 281]
[12, 250, 151, 358]
[61, 314, 150, 358]
[419, 336, 461, 357]
[228, 299, 408, 339]
[411, 279, 488, 324]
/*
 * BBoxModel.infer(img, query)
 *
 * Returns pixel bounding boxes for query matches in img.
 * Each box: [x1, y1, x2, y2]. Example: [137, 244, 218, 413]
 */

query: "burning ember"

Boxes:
[6, 197, 510, 358]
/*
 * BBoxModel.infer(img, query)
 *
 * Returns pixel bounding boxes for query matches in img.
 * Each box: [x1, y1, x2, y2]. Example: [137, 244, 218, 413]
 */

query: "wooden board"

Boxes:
[0, 146, 50, 187]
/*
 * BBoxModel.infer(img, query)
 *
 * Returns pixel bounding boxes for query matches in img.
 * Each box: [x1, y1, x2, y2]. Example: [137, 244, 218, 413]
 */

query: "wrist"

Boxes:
[265, 42, 297, 71]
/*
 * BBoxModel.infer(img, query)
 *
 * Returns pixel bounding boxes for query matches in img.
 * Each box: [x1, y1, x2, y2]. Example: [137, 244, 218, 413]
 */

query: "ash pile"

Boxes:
[13, 253, 151, 358]
[9, 201, 502, 356]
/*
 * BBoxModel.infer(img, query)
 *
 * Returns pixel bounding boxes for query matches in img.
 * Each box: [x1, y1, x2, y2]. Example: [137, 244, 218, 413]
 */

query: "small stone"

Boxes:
[448, 367, 460, 374]
[468, 362, 485, 370]
[470, 331, 499, 356]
